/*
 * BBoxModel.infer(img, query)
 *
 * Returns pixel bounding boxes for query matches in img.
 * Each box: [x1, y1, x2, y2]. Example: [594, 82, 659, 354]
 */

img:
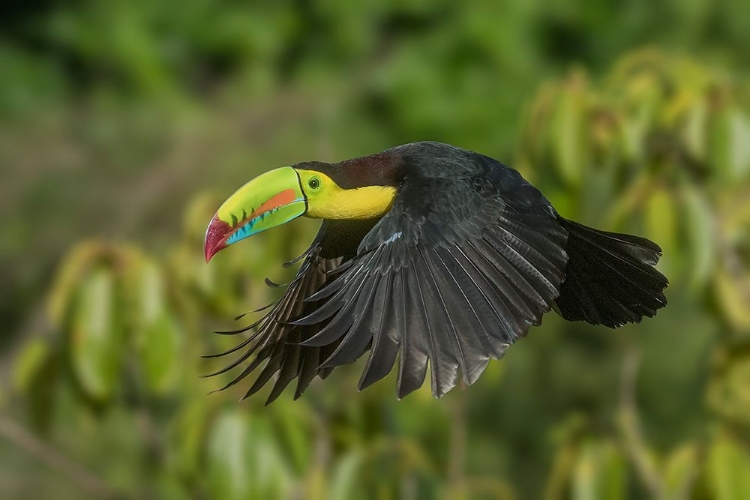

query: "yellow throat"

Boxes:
[296, 169, 396, 220]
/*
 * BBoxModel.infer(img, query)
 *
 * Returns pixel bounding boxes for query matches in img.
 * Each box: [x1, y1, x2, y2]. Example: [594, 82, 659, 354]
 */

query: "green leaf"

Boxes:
[707, 348, 750, 424]
[139, 313, 182, 394]
[551, 76, 589, 188]
[271, 399, 313, 473]
[206, 410, 293, 500]
[134, 257, 164, 325]
[604, 171, 651, 230]
[663, 443, 698, 498]
[708, 432, 750, 500]
[713, 269, 750, 331]
[207, 410, 252, 500]
[69, 266, 124, 401]
[169, 398, 211, 481]
[682, 98, 708, 162]
[330, 449, 365, 500]
[712, 107, 750, 182]
[46, 241, 107, 327]
[572, 440, 626, 500]
[682, 185, 716, 290]
[22, 342, 61, 432]
[130, 258, 183, 394]
[645, 186, 677, 276]
[618, 72, 662, 162]
[12, 338, 52, 394]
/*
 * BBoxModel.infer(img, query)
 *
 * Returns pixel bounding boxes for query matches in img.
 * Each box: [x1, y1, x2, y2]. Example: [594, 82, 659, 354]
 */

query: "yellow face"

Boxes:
[296, 169, 396, 220]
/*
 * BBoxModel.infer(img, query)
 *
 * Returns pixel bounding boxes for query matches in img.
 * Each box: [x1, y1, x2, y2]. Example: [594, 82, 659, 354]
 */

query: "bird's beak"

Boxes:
[204, 167, 306, 262]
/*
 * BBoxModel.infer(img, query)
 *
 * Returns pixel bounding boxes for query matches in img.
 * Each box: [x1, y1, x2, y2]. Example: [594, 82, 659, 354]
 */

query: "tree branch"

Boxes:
[618, 346, 665, 498]
[0, 417, 120, 499]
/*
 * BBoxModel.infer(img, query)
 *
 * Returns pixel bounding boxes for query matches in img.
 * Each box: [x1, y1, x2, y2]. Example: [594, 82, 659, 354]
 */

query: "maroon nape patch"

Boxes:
[333, 150, 404, 189]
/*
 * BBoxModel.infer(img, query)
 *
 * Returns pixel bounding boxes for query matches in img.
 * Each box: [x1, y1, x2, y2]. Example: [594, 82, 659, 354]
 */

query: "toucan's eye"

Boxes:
[307, 177, 321, 190]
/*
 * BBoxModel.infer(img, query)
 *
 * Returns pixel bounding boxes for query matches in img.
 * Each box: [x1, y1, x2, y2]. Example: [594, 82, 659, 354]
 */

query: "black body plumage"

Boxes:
[205, 142, 668, 403]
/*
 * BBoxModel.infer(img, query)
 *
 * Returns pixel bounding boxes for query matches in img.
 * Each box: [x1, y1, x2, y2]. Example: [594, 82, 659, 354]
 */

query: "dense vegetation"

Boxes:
[1, 1, 749, 498]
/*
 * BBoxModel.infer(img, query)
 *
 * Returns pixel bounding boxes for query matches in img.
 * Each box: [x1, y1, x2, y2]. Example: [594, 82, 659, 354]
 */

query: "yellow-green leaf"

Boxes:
[207, 410, 293, 500]
[645, 186, 678, 276]
[127, 258, 183, 394]
[169, 398, 212, 480]
[663, 443, 699, 498]
[135, 257, 164, 325]
[139, 313, 183, 394]
[272, 399, 314, 473]
[706, 348, 750, 425]
[604, 171, 651, 230]
[207, 411, 253, 500]
[551, 77, 589, 188]
[708, 432, 750, 500]
[69, 267, 124, 401]
[712, 107, 750, 183]
[12, 338, 52, 394]
[618, 72, 661, 162]
[682, 98, 708, 162]
[714, 269, 750, 331]
[572, 440, 626, 500]
[682, 185, 716, 290]
[329, 449, 365, 500]
[46, 241, 107, 327]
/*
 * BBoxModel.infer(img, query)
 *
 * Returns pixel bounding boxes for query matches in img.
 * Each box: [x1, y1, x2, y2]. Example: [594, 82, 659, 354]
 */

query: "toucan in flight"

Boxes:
[203, 142, 668, 403]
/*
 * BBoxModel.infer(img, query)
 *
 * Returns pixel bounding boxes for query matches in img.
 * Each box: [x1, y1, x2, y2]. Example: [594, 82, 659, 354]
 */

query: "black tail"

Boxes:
[554, 218, 668, 328]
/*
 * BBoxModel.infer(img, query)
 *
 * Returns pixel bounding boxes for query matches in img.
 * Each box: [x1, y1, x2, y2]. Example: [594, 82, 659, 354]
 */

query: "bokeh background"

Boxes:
[2, 1, 750, 499]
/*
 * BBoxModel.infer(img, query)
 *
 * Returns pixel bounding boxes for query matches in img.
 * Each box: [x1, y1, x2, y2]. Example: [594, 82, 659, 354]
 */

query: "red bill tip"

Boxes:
[204, 215, 232, 262]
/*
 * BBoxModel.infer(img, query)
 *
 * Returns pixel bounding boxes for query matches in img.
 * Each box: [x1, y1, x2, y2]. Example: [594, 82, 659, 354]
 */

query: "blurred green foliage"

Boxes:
[1, 1, 750, 499]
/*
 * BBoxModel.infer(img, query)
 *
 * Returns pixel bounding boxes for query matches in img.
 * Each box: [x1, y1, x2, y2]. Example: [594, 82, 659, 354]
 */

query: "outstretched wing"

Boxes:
[203, 219, 377, 404]
[289, 167, 568, 399]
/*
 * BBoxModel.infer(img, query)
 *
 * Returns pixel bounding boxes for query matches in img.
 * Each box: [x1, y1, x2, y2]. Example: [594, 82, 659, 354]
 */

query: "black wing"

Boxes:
[203, 219, 378, 404]
[291, 167, 568, 399]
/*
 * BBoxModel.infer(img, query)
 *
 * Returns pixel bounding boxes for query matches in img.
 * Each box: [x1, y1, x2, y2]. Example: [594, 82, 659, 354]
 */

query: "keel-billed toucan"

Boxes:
[203, 142, 668, 403]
